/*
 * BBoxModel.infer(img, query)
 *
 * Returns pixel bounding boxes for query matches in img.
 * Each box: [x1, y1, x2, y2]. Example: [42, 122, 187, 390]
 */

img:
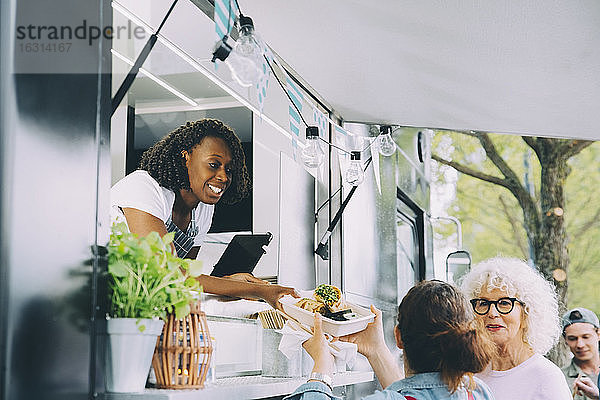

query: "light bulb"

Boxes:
[345, 151, 364, 186]
[225, 15, 264, 87]
[377, 131, 396, 156]
[301, 126, 325, 168]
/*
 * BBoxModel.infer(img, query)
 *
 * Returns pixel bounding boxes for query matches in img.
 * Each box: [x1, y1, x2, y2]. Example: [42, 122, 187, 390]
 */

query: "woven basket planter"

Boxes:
[152, 301, 213, 389]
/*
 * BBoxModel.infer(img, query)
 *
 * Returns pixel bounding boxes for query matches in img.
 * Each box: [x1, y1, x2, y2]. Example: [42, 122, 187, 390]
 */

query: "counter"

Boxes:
[103, 300, 374, 399]
[103, 371, 374, 400]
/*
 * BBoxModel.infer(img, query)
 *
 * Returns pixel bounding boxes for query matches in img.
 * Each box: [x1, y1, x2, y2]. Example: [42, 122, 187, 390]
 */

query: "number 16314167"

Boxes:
[19, 42, 72, 53]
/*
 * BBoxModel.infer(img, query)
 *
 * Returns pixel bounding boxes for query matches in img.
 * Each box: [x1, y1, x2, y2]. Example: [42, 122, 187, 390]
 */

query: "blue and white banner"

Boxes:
[256, 46, 274, 115]
[286, 76, 303, 136]
[214, 0, 238, 40]
[286, 76, 304, 159]
[313, 106, 328, 139]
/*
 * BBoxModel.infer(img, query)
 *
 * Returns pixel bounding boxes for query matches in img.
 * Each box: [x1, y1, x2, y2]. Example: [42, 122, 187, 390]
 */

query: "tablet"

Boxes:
[210, 232, 273, 277]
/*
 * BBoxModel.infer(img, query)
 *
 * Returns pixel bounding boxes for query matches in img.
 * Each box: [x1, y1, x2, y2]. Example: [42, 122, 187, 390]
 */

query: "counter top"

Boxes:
[103, 371, 374, 400]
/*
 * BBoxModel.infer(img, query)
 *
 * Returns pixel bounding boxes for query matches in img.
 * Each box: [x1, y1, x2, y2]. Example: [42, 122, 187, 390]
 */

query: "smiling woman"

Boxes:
[460, 257, 571, 400]
[112, 119, 249, 259]
[110, 118, 298, 310]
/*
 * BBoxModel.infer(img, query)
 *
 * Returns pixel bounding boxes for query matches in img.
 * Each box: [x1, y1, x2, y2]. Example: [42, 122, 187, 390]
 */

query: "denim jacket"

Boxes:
[283, 372, 495, 400]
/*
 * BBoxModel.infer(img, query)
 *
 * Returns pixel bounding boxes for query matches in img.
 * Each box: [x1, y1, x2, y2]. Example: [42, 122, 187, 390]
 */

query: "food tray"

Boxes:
[279, 294, 375, 337]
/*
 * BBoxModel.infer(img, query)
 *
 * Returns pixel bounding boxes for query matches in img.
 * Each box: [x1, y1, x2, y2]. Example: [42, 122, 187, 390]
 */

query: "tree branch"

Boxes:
[444, 132, 542, 244]
[469, 133, 540, 224]
[522, 136, 539, 152]
[558, 140, 595, 160]
[431, 154, 508, 188]
[521, 136, 545, 163]
[474, 132, 523, 186]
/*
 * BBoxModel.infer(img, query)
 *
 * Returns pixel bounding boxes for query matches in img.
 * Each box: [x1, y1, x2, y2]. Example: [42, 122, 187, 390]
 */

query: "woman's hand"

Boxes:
[340, 305, 387, 359]
[258, 284, 299, 310]
[224, 273, 268, 284]
[341, 305, 402, 388]
[574, 376, 600, 399]
[222, 274, 297, 309]
[196, 275, 297, 308]
[303, 313, 335, 376]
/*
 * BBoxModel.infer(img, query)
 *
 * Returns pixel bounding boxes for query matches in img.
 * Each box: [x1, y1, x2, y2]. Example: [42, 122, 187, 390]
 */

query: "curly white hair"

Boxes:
[459, 257, 561, 355]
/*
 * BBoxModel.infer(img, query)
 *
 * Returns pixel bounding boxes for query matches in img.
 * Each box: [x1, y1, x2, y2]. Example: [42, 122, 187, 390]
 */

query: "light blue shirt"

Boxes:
[283, 372, 495, 400]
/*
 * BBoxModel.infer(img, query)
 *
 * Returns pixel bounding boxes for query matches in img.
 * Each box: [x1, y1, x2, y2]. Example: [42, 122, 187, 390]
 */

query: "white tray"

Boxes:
[279, 295, 375, 337]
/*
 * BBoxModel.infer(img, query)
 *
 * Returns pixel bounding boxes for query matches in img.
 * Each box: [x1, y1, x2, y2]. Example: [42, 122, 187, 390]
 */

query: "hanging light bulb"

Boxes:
[225, 15, 264, 87]
[377, 126, 396, 156]
[301, 126, 325, 168]
[345, 151, 364, 186]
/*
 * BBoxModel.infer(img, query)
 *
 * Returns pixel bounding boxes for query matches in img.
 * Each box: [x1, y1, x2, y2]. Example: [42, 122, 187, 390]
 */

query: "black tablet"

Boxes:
[210, 232, 273, 277]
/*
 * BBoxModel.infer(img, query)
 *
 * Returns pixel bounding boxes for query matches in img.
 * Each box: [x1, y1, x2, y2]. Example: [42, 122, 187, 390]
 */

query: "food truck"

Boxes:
[1, 1, 598, 399]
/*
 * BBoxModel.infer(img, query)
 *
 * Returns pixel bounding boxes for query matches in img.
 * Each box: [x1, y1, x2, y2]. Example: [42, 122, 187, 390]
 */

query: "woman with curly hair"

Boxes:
[460, 257, 571, 399]
[111, 119, 297, 309]
[286, 280, 496, 399]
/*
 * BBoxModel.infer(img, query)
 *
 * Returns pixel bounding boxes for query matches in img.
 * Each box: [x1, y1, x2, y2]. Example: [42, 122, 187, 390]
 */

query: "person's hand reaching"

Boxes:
[224, 273, 268, 283]
[340, 305, 387, 359]
[258, 284, 299, 310]
[303, 313, 335, 377]
[341, 305, 402, 388]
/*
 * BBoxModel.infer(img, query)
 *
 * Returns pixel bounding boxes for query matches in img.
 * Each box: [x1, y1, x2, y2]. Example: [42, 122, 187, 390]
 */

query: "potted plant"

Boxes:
[105, 222, 202, 393]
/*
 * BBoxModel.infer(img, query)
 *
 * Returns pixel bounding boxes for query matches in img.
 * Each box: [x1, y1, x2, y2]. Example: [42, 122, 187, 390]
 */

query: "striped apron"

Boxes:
[165, 208, 199, 258]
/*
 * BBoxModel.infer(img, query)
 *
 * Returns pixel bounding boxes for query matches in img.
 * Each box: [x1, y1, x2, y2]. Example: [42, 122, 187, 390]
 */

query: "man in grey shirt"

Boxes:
[562, 307, 600, 399]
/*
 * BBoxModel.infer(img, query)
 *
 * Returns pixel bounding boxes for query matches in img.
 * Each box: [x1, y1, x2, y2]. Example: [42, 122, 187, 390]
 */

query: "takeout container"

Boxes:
[279, 294, 375, 337]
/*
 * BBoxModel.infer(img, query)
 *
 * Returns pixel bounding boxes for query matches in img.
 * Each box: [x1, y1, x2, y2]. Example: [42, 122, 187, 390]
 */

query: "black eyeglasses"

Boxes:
[470, 297, 524, 315]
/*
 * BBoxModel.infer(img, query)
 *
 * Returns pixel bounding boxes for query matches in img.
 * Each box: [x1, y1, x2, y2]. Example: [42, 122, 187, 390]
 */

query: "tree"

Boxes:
[432, 132, 594, 311]
[563, 147, 600, 313]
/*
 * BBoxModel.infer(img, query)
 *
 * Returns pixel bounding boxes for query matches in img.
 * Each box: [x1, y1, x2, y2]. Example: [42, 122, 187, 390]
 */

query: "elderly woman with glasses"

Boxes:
[460, 257, 571, 399]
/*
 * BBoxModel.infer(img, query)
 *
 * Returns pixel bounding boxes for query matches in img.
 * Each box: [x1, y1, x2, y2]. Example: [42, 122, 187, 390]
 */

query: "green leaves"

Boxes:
[108, 261, 129, 278]
[107, 222, 202, 320]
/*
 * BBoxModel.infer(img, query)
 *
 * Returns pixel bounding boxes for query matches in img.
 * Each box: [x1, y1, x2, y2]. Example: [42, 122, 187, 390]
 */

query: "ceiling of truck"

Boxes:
[241, 1, 600, 140]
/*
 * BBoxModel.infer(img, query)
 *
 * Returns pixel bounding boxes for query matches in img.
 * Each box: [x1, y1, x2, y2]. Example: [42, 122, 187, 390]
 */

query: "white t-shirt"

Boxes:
[476, 353, 572, 400]
[110, 170, 214, 247]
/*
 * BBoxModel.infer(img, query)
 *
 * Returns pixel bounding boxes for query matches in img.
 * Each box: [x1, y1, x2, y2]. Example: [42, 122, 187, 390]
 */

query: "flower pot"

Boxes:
[105, 318, 165, 392]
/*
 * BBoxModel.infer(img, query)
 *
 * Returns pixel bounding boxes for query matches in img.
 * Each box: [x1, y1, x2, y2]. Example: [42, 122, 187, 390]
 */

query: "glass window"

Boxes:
[396, 208, 419, 300]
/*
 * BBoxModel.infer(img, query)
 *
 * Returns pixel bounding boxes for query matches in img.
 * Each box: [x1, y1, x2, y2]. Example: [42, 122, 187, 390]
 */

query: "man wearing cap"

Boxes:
[562, 307, 600, 399]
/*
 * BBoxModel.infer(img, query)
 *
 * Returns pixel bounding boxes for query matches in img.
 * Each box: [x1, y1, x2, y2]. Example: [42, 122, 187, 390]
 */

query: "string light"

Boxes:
[211, 0, 264, 87]
[226, 15, 396, 185]
[301, 126, 326, 168]
[377, 126, 396, 156]
[225, 15, 264, 87]
[345, 151, 364, 186]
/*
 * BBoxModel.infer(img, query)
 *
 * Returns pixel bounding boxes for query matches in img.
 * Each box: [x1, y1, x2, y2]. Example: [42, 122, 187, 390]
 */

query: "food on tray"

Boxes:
[314, 284, 342, 308]
[322, 309, 358, 321]
[282, 290, 374, 336]
[294, 284, 359, 321]
[295, 298, 326, 313]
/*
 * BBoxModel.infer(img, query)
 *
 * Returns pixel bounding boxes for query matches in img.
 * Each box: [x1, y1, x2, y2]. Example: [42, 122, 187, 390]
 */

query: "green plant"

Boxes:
[107, 222, 203, 322]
